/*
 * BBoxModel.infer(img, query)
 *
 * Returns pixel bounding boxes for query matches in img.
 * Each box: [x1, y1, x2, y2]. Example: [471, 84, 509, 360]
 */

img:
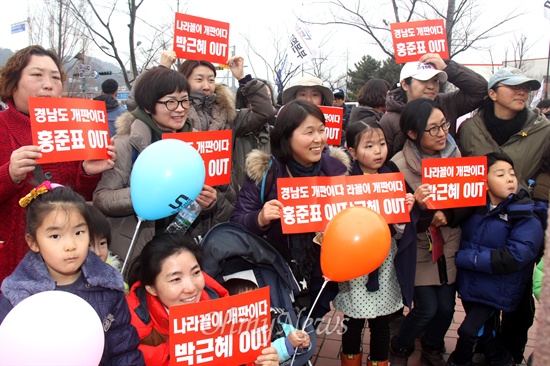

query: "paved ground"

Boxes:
[310, 297, 537, 365]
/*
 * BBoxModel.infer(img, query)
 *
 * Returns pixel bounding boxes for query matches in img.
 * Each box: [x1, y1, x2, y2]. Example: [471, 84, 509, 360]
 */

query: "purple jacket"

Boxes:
[230, 147, 351, 259]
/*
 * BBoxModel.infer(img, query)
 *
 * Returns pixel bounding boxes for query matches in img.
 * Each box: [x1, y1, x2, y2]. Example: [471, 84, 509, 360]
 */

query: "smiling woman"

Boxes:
[230, 99, 351, 325]
[0, 45, 116, 286]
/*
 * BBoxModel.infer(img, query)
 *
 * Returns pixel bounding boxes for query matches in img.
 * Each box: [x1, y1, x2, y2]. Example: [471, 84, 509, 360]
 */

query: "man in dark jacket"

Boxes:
[93, 79, 127, 137]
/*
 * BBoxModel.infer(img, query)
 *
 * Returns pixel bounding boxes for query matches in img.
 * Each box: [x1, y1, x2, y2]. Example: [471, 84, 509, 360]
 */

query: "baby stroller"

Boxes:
[200, 222, 316, 366]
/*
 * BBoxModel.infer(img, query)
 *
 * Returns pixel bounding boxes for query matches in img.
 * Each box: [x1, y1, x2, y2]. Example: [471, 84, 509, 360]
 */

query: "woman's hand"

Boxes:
[82, 139, 117, 175]
[258, 199, 283, 227]
[227, 56, 245, 80]
[414, 183, 432, 210]
[9, 145, 42, 184]
[254, 346, 280, 365]
[405, 193, 415, 212]
[431, 210, 448, 227]
[288, 330, 310, 349]
[419, 53, 447, 70]
[195, 185, 217, 209]
[159, 50, 177, 68]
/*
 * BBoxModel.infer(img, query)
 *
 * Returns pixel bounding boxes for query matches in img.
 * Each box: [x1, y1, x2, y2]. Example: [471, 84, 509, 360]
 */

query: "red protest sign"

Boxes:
[164, 130, 232, 186]
[277, 173, 409, 234]
[422, 156, 487, 210]
[170, 287, 270, 366]
[29, 97, 110, 164]
[319, 106, 343, 146]
[390, 19, 449, 64]
[173, 13, 230, 64]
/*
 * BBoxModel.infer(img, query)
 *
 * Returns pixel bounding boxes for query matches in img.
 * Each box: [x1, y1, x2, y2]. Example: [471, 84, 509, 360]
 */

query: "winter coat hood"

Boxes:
[1, 250, 124, 307]
[93, 94, 120, 111]
[188, 84, 237, 131]
[245, 146, 352, 184]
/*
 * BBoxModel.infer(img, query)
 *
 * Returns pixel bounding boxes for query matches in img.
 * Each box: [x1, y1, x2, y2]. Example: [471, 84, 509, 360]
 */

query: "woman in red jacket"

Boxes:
[0, 45, 116, 286]
[126, 232, 280, 365]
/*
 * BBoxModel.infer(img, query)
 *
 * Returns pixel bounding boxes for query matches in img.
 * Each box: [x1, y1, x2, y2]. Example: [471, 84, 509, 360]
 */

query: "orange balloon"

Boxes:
[321, 206, 391, 282]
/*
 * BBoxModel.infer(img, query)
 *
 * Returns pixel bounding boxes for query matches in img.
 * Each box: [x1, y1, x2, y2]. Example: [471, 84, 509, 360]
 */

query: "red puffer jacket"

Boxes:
[126, 272, 229, 366]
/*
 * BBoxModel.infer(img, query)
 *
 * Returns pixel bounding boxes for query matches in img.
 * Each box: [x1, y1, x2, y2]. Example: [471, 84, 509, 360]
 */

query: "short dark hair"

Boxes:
[537, 98, 550, 110]
[486, 152, 515, 171]
[127, 232, 203, 288]
[223, 278, 258, 295]
[0, 45, 66, 103]
[400, 98, 442, 149]
[346, 119, 385, 151]
[357, 78, 390, 108]
[25, 186, 89, 240]
[87, 205, 111, 244]
[101, 79, 118, 94]
[177, 60, 217, 79]
[271, 99, 325, 164]
[133, 67, 190, 113]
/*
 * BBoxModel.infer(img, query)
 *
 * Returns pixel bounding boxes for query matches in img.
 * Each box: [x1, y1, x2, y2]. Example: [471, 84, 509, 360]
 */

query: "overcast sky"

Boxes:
[1, 0, 549, 84]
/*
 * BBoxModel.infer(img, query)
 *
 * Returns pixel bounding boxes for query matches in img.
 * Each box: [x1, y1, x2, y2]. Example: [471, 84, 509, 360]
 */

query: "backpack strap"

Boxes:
[260, 158, 273, 205]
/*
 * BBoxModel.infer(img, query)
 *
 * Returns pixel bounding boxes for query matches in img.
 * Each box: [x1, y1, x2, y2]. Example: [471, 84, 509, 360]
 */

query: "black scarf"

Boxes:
[286, 158, 323, 286]
[483, 103, 528, 146]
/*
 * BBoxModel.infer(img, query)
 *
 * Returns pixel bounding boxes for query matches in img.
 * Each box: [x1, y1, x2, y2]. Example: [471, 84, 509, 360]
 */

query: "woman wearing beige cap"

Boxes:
[281, 76, 333, 106]
[380, 53, 487, 159]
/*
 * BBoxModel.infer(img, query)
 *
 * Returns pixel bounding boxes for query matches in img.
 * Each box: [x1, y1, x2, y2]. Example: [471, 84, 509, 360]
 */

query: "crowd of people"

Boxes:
[0, 45, 549, 366]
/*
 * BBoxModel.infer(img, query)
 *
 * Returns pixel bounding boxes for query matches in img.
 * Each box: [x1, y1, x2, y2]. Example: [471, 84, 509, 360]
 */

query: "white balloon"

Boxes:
[0, 291, 105, 365]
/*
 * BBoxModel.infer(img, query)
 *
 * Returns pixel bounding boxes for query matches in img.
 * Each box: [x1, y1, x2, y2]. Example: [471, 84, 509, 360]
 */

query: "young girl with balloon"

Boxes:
[0, 183, 143, 365]
[332, 120, 414, 366]
[125, 232, 281, 366]
[388, 98, 462, 366]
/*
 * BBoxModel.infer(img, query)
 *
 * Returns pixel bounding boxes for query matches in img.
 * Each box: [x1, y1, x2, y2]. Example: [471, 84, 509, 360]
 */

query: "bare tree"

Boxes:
[503, 34, 535, 71]
[241, 29, 302, 103]
[298, 0, 523, 59]
[66, 0, 174, 89]
[29, 0, 88, 68]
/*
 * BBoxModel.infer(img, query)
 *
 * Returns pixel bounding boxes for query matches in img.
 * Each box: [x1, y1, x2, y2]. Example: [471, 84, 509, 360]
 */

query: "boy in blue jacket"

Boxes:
[447, 152, 545, 366]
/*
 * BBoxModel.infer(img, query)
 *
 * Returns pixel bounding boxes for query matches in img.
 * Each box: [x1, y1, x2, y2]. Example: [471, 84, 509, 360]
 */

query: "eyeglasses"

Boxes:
[494, 84, 531, 92]
[424, 121, 451, 136]
[156, 98, 190, 111]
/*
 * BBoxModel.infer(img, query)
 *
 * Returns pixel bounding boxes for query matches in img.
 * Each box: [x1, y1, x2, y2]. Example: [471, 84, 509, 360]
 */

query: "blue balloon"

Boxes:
[130, 139, 205, 221]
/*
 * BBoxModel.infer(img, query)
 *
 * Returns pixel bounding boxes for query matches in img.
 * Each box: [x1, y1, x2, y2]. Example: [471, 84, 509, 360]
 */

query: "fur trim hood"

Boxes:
[245, 146, 351, 184]
[187, 84, 237, 131]
[1, 250, 125, 307]
[114, 111, 135, 136]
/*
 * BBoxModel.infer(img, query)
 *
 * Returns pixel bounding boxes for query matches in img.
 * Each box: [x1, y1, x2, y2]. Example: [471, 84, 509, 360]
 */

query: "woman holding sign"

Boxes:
[178, 56, 276, 192]
[93, 67, 235, 267]
[388, 98, 462, 366]
[230, 99, 351, 325]
[126, 232, 281, 366]
[0, 45, 116, 285]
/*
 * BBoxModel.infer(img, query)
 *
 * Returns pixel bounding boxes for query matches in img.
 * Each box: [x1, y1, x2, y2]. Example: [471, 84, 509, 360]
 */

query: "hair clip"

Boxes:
[19, 181, 53, 208]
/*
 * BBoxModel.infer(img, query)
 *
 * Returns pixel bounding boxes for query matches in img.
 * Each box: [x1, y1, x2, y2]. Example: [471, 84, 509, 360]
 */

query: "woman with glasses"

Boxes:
[457, 68, 550, 365]
[388, 98, 462, 366]
[93, 67, 234, 268]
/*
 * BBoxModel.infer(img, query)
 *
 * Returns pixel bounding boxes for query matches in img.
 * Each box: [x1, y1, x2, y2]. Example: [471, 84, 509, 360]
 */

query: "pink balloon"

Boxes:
[0, 291, 104, 365]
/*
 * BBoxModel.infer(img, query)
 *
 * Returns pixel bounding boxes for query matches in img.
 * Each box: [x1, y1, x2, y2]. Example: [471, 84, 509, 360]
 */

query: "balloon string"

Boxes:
[120, 217, 144, 275]
[289, 278, 329, 366]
